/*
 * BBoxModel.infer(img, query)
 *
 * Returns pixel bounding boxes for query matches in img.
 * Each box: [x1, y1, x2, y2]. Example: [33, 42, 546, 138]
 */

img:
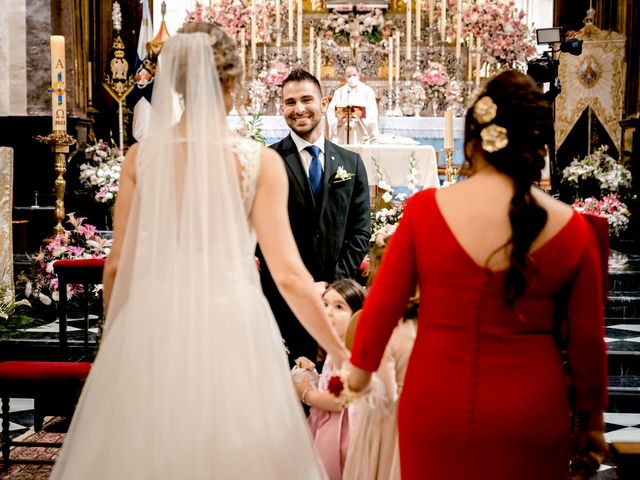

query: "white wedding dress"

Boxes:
[50, 33, 326, 480]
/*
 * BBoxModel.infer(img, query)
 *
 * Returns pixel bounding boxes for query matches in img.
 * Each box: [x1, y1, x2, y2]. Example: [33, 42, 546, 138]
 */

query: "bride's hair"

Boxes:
[178, 22, 243, 88]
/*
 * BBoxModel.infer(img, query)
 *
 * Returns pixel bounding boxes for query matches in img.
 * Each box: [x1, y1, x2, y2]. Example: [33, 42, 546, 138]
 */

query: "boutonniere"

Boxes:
[331, 166, 355, 184]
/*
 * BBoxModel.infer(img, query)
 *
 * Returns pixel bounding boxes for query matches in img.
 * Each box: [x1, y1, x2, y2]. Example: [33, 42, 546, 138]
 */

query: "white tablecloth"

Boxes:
[342, 144, 440, 188]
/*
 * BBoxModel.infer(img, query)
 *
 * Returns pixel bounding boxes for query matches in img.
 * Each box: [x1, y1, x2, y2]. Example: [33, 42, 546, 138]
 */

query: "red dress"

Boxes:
[350, 189, 607, 480]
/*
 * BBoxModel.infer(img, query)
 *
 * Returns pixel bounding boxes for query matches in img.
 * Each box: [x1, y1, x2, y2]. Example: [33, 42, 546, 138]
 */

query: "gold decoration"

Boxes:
[555, 24, 625, 153]
[473, 96, 497, 124]
[480, 124, 509, 153]
[103, 33, 134, 103]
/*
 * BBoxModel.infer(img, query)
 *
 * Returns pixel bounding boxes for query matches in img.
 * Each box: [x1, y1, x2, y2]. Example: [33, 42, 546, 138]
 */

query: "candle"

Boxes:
[288, 0, 294, 43]
[50, 35, 66, 132]
[309, 27, 315, 75]
[444, 108, 454, 149]
[388, 36, 393, 92]
[428, 0, 434, 26]
[262, 0, 269, 43]
[87, 61, 92, 104]
[475, 37, 482, 86]
[251, 3, 257, 62]
[316, 37, 321, 80]
[455, 0, 462, 59]
[441, 0, 446, 41]
[276, 0, 281, 45]
[240, 29, 246, 77]
[296, 0, 302, 59]
[395, 30, 400, 82]
[416, 0, 421, 42]
[467, 33, 473, 81]
[406, 0, 412, 61]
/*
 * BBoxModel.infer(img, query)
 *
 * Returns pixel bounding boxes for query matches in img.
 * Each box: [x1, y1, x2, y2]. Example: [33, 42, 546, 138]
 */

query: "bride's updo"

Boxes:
[178, 22, 243, 88]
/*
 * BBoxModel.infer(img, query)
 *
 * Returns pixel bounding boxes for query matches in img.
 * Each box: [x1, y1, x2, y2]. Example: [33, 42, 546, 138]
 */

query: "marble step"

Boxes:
[606, 294, 640, 323]
[607, 376, 640, 413]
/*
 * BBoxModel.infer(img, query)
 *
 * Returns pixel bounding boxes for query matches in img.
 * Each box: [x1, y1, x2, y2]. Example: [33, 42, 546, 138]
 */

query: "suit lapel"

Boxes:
[281, 135, 314, 206]
[319, 141, 340, 217]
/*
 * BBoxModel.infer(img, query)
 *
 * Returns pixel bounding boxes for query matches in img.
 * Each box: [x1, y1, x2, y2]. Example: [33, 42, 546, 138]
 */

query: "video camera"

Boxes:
[527, 27, 583, 102]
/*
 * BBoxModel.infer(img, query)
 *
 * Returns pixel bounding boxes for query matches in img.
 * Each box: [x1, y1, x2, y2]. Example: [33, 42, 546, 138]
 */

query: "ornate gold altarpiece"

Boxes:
[555, 23, 626, 153]
[0, 147, 14, 304]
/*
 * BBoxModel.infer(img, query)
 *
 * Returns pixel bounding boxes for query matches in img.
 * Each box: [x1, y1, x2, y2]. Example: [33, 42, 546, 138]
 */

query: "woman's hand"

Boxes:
[348, 365, 372, 393]
[571, 429, 608, 479]
[293, 376, 312, 398]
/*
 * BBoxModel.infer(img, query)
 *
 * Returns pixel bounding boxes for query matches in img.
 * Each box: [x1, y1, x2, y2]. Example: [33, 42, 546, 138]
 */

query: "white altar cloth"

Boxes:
[342, 144, 440, 188]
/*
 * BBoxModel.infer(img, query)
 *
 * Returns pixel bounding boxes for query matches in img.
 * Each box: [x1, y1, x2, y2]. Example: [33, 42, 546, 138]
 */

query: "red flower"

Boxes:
[327, 376, 344, 397]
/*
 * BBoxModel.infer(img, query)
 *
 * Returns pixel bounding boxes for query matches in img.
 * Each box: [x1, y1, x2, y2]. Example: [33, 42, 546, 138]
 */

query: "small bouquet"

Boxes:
[79, 140, 124, 205]
[291, 356, 320, 388]
[327, 367, 358, 409]
[328, 367, 388, 411]
[420, 62, 450, 98]
[572, 193, 631, 237]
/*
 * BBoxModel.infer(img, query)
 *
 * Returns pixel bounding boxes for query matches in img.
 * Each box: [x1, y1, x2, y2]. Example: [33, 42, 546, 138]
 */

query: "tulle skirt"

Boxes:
[50, 279, 326, 479]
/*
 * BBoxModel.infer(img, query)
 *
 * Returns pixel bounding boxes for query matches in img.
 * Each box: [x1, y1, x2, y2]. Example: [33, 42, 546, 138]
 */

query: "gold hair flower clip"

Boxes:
[473, 96, 497, 124]
[480, 124, 509, 153]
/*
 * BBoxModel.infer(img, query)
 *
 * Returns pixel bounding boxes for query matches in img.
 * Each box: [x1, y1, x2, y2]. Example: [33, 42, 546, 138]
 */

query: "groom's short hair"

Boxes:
[281, 69, 323, 97]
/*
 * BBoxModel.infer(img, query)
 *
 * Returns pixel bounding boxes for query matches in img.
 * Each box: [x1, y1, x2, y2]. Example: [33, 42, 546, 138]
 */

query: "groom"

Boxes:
[257, 69, 371, 364]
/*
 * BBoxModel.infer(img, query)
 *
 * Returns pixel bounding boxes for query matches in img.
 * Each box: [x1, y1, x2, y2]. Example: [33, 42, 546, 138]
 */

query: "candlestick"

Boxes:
[455, 0, 462, 59]
[309, 27, 315, 75]
[444, 108, 454, 149]
[87, 61, 92, 105]
[442, 146, 455, 184]
[288, 0, 294, 43]
[406, 0, 412, 61]
[50, 35, 67, 133]
[296, 0, 302, 60]
[440, 0, 446, 41]
[316, 38, 321, 79]
[416, 0, 421, 41]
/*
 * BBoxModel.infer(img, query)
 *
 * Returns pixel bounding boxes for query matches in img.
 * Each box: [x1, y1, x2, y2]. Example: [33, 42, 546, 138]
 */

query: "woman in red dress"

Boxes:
[348, 71, 608, 480]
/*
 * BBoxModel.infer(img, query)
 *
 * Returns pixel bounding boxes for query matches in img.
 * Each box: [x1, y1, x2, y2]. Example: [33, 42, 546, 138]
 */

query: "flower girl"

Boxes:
[292, 279, 366, 480]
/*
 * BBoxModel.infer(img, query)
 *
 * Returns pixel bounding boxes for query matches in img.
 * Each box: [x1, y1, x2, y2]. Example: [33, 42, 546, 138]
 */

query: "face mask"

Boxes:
[347, 76, 358, 88]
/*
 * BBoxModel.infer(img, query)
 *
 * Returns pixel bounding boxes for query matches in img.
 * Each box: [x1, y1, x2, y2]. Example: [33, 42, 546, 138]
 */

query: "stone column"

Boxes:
[0, 0, 28, 116]
[0, 147, 14, 305]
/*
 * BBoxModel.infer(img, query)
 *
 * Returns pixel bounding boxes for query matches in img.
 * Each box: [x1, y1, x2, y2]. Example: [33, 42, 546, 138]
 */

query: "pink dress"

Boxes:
[308, 356, 351, 480]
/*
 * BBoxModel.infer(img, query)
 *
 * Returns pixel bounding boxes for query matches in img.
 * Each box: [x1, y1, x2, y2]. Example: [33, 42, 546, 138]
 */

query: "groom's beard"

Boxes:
[286, 112, 322, 138]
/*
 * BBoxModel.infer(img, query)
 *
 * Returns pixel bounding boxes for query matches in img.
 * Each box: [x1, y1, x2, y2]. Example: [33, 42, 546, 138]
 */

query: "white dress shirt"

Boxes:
[290, 130, 326, 177]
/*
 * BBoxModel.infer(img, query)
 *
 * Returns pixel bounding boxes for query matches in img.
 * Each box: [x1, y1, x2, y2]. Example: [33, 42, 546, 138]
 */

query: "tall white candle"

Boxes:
[428, 0, 434, 26]
[406, 0, 412, 61]
[467, 33, 473, 81]
[309, 27, 315, 74]
[240, 29, 246, 77]
[50, 35, 66, 132]
[296, 0, 302, 59]
[251, 3, 257, 62]
[276, 0, 281, 45]
[416, 0, 421, 41]
[388, 36, 393, 91]
[316, 37, 321, 80]
[441, 0, 446, 41]
[395, 30, 400, 81]
[444, 108, 454, 149]
[288, 0, 294, 43]
[455, 0, 462, 59]
[475, 37, 482, 86]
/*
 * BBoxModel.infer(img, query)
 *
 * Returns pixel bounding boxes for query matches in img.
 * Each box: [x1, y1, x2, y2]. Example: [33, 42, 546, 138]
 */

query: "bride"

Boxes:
[50, 22, 348, 479]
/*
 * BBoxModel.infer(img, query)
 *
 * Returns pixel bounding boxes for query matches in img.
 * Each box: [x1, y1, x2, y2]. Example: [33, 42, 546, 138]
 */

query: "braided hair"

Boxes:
[464, 70, 553, 305]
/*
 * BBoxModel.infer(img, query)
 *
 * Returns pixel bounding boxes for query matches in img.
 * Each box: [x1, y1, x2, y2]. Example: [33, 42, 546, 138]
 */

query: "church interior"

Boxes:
[1, 0, 640, 477]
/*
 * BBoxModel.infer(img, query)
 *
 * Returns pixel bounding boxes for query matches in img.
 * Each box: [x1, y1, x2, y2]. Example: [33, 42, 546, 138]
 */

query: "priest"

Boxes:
[327, 65, 379, 144]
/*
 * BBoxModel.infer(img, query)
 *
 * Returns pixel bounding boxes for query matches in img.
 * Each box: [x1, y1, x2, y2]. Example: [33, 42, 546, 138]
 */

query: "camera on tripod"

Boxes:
[527, 27, 583, 102]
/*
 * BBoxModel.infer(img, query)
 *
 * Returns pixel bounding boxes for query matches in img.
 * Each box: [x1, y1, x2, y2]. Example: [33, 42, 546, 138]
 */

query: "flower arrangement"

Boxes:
[322, 8, 387, 44]
[562, 145, 632, 199]
[184, 1, 280, 41]
[20, 214, 111, 311]
[458, 0, 537, 65]
[259, 60, 290, 96]
[572, 193, 631, 237]
[79, 140, 124, 205]
[420, 62, 450, 98]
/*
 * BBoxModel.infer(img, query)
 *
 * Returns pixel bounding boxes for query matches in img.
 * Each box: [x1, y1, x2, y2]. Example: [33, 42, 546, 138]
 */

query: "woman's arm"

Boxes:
[293, 377, 344, 413]
[102, 143, 139, 310]
[252, 147, 349, 367]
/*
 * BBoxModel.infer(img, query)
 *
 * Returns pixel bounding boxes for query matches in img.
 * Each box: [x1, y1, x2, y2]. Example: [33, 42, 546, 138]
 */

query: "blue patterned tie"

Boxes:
[304, 145, 323, 201]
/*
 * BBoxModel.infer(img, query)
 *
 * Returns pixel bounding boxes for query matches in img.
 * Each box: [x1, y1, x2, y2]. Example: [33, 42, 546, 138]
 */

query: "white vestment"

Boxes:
[327, 81, 379, 144]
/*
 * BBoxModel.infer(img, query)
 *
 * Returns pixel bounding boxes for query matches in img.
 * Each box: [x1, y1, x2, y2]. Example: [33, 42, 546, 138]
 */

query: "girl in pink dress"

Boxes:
[293, 279, 366, 480]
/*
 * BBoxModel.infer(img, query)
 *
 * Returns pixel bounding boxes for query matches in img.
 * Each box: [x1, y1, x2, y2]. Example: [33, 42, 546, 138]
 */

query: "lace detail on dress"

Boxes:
[231, 137, 261, 214]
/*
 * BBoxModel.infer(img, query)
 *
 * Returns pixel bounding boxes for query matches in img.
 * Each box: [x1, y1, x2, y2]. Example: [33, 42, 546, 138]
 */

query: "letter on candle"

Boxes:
[444, 109, 454, 149]
[51, 35, 67, 132]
